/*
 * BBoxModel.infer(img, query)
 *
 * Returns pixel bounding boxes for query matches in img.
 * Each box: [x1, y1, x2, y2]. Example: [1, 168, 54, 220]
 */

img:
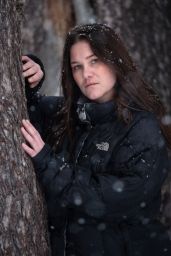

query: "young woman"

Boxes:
[21, 24, 171, 256]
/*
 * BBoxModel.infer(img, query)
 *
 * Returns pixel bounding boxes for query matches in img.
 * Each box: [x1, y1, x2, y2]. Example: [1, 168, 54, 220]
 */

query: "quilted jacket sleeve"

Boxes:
[32, 113, 170, 223]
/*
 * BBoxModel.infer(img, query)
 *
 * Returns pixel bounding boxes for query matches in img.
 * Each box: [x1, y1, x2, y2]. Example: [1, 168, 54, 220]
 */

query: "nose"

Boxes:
[82, 65, 93, 80]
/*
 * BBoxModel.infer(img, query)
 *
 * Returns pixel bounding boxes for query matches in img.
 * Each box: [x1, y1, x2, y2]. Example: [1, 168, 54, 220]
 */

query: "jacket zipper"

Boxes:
[75, 124, 92, 164]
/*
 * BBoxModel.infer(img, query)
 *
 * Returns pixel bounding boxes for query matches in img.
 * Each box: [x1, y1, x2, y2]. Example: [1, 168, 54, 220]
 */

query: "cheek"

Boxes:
[72, 73, 78, 86]
[107, 71, 117, 86]
[99, 65, 117, 85]
[101, 73, 116, 88]
[73, 72, 83, 86]
[73, 73, 83, 90]
[73, 72, 79, 82]
[111, 75, 117, 85]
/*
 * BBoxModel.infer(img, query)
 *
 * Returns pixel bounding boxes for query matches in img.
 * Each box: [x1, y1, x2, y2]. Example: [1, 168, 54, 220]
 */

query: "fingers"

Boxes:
[22, 56, 36, 74]
[21, 126, 35, 146]
[27, 73, 42, 88]
[22, 55, 44, 88]
[21, 119, 45, 157]
[22, 55, 31, 63]
[22, 142, 35, 157]
[22, 55, 32, 61]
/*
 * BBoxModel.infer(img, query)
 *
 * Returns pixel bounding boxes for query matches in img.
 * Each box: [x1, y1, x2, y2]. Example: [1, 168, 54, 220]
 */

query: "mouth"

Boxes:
[85, 83, 98, 88]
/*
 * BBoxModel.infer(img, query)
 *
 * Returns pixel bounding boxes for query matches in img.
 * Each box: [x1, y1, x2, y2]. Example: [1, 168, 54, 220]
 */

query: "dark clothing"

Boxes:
[26, 85, 171, 256]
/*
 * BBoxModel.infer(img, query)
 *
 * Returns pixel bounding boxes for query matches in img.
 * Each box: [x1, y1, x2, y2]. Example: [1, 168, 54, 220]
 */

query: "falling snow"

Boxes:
[112, 180, 124, 193]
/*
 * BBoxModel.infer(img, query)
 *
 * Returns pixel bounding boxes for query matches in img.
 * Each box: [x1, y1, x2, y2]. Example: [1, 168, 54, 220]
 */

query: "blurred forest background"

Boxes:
[22, 0, 171, 227]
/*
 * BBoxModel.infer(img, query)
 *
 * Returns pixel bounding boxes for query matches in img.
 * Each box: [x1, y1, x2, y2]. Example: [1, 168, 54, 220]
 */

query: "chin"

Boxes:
[86, 93, 100, 102]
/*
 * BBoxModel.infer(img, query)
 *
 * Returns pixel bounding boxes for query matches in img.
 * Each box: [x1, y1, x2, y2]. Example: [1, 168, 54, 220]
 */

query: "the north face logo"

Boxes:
[96, 142, 109, 151]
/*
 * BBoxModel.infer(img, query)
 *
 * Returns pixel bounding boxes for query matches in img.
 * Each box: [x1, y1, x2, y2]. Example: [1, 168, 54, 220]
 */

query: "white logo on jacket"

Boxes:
[96, 142, 109, 151]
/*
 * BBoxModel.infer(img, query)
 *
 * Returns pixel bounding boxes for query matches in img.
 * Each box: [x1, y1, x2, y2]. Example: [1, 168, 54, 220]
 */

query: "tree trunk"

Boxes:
[0, 1, 50, 255]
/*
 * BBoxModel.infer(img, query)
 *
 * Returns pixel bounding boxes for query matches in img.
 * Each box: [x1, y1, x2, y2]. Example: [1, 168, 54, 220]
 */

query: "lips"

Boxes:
[85, 83, 98, 88]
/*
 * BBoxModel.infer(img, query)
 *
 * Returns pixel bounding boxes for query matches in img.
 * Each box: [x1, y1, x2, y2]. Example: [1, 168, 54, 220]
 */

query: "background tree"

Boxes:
[0, 1, 50, 255]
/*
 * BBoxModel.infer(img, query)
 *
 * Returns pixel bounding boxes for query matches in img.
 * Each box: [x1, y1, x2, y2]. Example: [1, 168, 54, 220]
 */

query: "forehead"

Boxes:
[70, 40, 94, 62]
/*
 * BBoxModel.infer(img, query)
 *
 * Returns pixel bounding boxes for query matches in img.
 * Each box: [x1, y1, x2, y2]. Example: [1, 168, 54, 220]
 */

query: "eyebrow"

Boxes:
[71, 54, 95, 65]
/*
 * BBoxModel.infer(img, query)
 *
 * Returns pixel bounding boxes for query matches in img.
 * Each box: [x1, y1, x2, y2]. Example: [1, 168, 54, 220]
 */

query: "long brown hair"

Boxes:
[47, 23, 171, 153]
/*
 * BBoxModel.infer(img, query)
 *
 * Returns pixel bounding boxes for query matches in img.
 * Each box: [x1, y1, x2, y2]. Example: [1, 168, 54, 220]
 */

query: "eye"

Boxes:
[72, 65, 81, 72]
[90, 58, 98, 64]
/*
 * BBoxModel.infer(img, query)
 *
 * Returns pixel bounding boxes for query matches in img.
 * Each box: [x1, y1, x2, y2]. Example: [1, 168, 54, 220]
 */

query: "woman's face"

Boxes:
[70, 40, 117, 103]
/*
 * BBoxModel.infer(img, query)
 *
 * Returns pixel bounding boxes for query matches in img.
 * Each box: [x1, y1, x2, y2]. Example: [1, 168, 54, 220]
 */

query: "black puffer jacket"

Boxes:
[26, 85, 171, 256]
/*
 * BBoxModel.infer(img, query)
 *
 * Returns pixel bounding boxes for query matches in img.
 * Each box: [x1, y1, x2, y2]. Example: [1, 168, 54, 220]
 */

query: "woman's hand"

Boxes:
[21, 119, 45, 157]
[22, 55, 44, 88]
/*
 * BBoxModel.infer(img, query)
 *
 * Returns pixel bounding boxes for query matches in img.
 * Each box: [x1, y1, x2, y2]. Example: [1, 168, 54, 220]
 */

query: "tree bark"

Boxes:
[0, 1, 50, 255]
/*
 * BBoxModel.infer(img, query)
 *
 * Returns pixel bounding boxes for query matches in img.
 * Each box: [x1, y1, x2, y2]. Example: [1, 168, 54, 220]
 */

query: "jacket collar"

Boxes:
[76, 96, 117, 126]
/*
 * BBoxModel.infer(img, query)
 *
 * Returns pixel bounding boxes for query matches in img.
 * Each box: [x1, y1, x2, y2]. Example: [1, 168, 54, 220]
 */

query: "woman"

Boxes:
[21, 24, 171, 256]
